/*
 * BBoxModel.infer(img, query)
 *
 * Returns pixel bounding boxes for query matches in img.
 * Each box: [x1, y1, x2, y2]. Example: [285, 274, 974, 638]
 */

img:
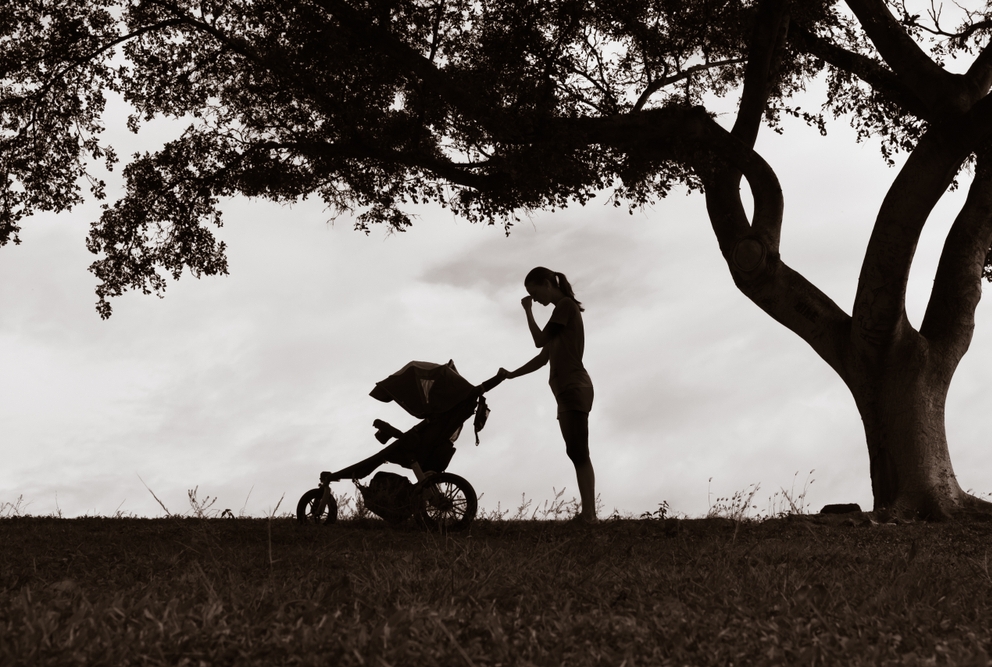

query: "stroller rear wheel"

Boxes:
[416, 473, 477, 533]
[297, 488, 338, 525]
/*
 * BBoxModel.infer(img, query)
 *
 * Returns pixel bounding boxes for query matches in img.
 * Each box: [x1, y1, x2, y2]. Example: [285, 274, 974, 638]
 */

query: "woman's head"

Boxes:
[524, 267, 584, 311]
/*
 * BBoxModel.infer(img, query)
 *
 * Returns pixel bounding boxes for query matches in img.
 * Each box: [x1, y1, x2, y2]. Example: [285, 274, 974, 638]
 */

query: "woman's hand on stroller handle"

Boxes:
[481, 369, 510, 392]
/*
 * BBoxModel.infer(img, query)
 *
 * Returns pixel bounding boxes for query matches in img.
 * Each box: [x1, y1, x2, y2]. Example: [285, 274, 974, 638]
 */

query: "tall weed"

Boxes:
[707, 478, 761, 522]
[768, 470, 815, 517]
[0, 495, 26, 518]
[187, 486, 220, 518]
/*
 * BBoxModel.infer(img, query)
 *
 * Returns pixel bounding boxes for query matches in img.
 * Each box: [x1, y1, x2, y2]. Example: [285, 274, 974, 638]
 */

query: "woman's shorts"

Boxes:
[555, 385, 594, 417]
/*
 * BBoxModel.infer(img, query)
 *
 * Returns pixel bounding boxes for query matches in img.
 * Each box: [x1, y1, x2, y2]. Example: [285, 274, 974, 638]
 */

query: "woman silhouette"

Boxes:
[499, 267, 596, 523]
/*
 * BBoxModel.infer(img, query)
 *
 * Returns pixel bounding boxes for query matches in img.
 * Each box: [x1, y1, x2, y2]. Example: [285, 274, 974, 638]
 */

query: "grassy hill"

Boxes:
[2, 513, 992, 665]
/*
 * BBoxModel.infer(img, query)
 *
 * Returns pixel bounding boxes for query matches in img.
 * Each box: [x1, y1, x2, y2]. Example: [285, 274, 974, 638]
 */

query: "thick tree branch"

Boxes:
[844, 0, 965, 116]
[920, 153, 992, 359]
[787, 23, 931, 120]
[697, 120, 784, 250]
[745, 255, 853, 377]
[699, 148, 851, 377]
[732, 0, 790, 149]
[853, 96, 992, 348]
[264, 140, 500, 191]
[680, 0, 856, 376]
[571, 99, 851, 376]
[700, 0, 790, 260]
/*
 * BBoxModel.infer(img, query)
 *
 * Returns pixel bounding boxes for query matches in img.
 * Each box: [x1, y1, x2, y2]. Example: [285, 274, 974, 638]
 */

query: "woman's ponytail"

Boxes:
[554, 272, 584, 312]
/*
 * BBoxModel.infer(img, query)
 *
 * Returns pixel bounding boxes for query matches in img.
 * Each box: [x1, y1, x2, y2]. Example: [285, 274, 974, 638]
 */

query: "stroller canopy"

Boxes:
[369, 360, 477, 418]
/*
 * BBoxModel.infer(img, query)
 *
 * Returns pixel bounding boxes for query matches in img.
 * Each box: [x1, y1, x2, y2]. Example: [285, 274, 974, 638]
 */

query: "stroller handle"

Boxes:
[479, 372, 506, 393]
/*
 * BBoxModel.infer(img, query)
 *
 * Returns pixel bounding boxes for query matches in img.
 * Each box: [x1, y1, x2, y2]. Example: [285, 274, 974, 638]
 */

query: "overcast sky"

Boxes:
[3, 86, 991, 520]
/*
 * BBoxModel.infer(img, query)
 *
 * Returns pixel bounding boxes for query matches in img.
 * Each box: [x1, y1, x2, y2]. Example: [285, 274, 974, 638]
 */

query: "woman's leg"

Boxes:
[559, 410, 596, 521]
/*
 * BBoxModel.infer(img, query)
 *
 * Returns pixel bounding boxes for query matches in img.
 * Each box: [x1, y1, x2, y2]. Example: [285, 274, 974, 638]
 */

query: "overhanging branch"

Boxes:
[845, 0, 965, 117]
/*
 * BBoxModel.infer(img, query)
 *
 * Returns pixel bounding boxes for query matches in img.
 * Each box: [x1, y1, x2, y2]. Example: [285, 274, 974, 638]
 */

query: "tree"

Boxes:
[4, 0, 992, 518]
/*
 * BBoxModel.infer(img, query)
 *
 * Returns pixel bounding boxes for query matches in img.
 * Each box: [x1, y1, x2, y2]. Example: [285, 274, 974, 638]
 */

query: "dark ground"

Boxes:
[2, 513, 992, 665]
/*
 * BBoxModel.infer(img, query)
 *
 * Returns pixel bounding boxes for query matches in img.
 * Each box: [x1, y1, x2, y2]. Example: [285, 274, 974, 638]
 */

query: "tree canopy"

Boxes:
[4, 0, 984, 315]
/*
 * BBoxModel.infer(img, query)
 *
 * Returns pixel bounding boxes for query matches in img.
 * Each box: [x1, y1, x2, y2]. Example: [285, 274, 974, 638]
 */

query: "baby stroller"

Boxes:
[297, 360, 503, 532]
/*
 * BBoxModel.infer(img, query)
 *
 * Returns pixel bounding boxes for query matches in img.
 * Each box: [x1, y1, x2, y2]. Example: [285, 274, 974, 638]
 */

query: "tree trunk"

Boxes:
[846, 328, 966, 519]
[842, 147, 992, 519]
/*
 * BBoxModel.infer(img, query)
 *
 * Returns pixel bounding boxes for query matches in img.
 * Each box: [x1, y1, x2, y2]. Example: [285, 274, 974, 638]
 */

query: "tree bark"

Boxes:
[846, 328, 965, 518]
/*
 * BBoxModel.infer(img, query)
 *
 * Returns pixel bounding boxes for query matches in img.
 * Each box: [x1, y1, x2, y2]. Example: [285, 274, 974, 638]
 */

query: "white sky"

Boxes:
[3, 88, 992, 519]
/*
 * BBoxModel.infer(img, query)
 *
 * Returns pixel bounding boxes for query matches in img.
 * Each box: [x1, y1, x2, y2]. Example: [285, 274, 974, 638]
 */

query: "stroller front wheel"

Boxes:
[297, 488, 338, 525]
[416, 472, 477, 533]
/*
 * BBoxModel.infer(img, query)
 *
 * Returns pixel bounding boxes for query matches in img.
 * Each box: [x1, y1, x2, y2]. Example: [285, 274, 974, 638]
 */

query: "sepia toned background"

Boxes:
[3, 89, 990, 519]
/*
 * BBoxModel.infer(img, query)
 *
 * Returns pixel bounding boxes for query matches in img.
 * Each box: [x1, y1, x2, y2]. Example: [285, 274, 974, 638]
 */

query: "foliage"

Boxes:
[640, 500, 671, 520]
[7, 0, 992, 315]
[4, 515, 992, 665]
[0, 0, 121, 247]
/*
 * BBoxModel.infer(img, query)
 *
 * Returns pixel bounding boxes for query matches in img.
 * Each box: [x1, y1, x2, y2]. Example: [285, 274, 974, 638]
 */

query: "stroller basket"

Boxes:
[360, 471, 417, 524]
